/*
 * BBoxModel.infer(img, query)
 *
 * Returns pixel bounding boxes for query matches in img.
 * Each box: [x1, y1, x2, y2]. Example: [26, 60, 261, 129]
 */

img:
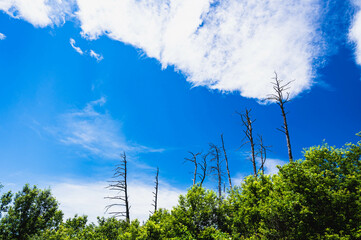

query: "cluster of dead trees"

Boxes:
[184, 72, 294, 196]
[105, 72, 294, 221]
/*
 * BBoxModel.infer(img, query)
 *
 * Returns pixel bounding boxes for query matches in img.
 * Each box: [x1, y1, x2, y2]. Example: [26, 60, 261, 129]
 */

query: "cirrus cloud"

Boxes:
[46, 97, 162, 159]
[349, 0, 361, 66]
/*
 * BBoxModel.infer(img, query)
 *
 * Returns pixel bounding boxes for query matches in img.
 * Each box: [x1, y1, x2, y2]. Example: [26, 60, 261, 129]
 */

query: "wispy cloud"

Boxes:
[89, 49, 103, 62]
[0, 33, 6, 40]
[69, 38, 104, 61]
[69, 38, 84, 55]
[47, 97, 161, 159]
[51, 179, 183, 223]
[349, 0, 361, 65]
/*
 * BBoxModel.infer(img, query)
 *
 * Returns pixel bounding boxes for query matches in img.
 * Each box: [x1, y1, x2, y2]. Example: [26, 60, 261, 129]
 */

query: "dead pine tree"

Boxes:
[238, 109, 257, 178]
[221, 134, 232, 189]
[257, 134, 271, 174]
[267, 72, 294, 162]
[150, 167, 159, 214]
[105, 152, 130, 222]
[184, 152, 201, 186]
[198, 153, 208, 186]
[209, 143, 223, 198]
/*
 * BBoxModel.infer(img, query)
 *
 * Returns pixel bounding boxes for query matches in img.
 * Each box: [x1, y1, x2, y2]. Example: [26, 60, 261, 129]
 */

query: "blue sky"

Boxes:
[0, 0, 360, 222]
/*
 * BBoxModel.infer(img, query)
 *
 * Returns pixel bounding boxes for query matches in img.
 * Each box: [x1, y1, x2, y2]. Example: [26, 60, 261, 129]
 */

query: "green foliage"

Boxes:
[0, 184, 63, 240]
[0, 187, 12, 219]
[224, 139, 361, 239]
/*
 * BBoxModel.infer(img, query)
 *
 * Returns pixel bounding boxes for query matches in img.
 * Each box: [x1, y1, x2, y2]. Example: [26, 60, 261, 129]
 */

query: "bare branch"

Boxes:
[267, 72, 294, 162]
[184, 152, 201, 185]
[221, 134, 232, 189]
[209, 143, 224, 198]
[257, 135, 271, 174]
[198, 153, 209, 186]
[238, 108, 257, 177]
[105, 152, 130, 222]
[149, 167, 159, 215]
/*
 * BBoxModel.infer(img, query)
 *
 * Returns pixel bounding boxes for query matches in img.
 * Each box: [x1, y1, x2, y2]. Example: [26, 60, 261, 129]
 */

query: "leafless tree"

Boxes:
[209, 143, 223, 198]
[151, 167, 159, 214]
[221, 134, 232, 189]
[198, 153, 208, 186]
[257, 135, 271, 174]
[185, 152, 201, 186]
[238, 109, 257, 178]
[267, 72, 293, 162]
[105, 152, 130, 222]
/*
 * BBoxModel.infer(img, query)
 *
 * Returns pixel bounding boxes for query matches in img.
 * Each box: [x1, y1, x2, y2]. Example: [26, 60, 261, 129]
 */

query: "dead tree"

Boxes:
[257, 135, 271, 174]
[238, 109, 257, 178]
[267, 72, 293, 162]
[185, 152, 201, 186]
[221, 134, 232, 189]
[151, 167, 159, 214]
[198, 153, 208, 186]
[105, 152, 130, 222]
[209, 143, 223, 198]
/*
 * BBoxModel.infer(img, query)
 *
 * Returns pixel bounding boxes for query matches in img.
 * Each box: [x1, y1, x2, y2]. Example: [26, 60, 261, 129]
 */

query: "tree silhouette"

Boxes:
[151, 167, 159, 214]
[185, 152, 201, 186]
[198, 153, 209, 186]
[221, 134, 232, 189]
[105, 152, 130, 222]
[209, 143, 224, 198]
[238, 109, 257, 177]
[267, 72, 294, 162]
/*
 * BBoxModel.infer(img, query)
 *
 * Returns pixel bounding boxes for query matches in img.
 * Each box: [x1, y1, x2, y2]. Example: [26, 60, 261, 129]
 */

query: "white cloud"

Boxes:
[0, 0, 75, 27]
[1, 0, 330, 99]
[89, 49, 103, 61]
[69, 38, 104, 61]
[76, 0, 326, 99]
[263, 158, 287, 175]
[51, 180, 183, 223]
[231, 172, 246, 186]
[349, 0, 361, 65]
[47, 97, 161, 159]
[0, 32, 6, 40]
[69, 38, 84, 55]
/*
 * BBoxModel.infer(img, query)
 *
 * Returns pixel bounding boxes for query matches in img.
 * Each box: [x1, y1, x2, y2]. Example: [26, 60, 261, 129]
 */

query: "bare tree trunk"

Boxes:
[257, 135, 270, 174]
[221, 134, 232, 189]
[151, 167, 159, 214]
[210, 144, 223, 198]
[198, 153, 208, 186]
[124, 154, 130, 222]
[185, 152, 201, 186]
[281, 104, 293, 162]
[238, 109, 257, 178]
[267, 72, 293, 162]
[105, 152, 130, 222]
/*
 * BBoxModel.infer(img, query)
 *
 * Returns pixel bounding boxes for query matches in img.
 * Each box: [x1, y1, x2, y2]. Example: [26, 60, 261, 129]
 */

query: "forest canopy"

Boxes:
[0, 135, 360, 239]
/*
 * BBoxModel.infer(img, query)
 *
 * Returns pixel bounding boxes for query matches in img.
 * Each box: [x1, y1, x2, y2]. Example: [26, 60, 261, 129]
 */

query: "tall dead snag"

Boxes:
[221, 134, 232, 189]
[209, 143, 223, 198]
[151, 167, 159, 214]
[105, 152, 130, 222]
[257, 135, 271, 174]
[238, 109, 257, 178]
[198, 153, 208, 186]
[267, 72, 293, 162]
[185, 152, 201, 186]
